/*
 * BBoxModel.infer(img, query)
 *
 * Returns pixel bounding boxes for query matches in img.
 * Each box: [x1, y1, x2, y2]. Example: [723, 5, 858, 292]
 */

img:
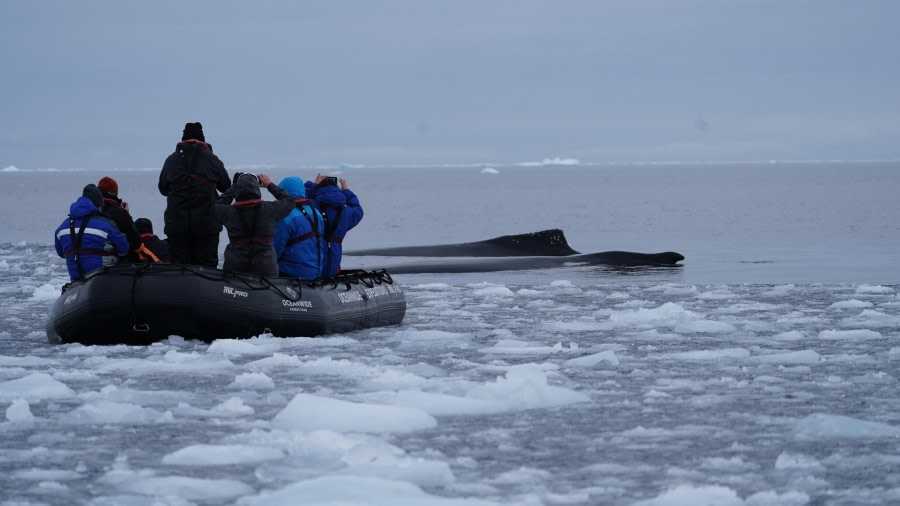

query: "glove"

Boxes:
[232, 172, 245, 186]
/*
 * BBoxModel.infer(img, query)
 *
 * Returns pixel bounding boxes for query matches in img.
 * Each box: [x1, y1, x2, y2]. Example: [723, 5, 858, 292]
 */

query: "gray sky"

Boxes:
[2, 1, 898, 169]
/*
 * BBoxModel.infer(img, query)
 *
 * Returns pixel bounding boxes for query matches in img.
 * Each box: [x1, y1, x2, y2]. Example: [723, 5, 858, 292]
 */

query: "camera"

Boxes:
[320, 176, 339, 187]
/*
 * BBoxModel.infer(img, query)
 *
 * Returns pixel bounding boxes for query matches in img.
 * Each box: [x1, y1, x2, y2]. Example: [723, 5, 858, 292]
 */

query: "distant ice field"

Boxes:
[1, 162, 899, 504]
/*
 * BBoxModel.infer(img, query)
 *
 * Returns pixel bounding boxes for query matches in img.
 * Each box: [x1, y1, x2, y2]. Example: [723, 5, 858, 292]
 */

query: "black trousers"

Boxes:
[167, 233, 220, 267]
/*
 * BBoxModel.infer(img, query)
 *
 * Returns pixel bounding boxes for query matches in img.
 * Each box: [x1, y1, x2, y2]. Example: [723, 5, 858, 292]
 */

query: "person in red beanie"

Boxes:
[97, 176, 142, 262]
[158, 122, 231, 267]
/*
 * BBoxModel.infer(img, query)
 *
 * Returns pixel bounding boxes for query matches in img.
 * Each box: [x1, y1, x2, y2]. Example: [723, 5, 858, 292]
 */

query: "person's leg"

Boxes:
[193, 234, 220, 268]
[167, 234, 193, 265]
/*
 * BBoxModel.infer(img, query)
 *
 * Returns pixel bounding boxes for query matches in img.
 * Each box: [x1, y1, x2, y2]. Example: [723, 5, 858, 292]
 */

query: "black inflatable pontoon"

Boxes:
[46, 264, 406, 345]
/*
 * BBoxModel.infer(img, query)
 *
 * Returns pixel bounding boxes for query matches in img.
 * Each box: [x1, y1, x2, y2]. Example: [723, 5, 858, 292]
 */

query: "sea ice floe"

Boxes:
[28, 283, 60, 301]
[64, 400, 168, 425]
[818, 329, 882, 340]
[6, 398, 34, 422]
[231, 372, 276, 390]
[607, 302, 700, 328]
[271, 393, 437, 433]
[754, 350, 822, 364]
[830, 299, 873, 309]
[673, 320, 738, 334]
[162, 444, 285, 466]
[793, 413, 900, 439]
[479, 340, 575, 356]
[237, 475, 498, 506]
[0, 373, 75, 401]
[563, 351, 619, 368]
[466, 363, 590, 410]
[856, 284, 893, 294]
[661, 348, 750, 361]
[208, 338, 285, 357]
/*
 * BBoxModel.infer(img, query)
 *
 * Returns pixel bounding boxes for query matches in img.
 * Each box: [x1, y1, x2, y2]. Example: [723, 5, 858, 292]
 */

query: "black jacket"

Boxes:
[159, 140, 230, 236]
[214, 177, 294, 277]
[139, 233, 171, 263]
[100, 193, 142, 261]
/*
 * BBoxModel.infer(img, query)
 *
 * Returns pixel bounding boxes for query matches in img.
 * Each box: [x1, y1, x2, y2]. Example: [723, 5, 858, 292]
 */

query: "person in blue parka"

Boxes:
[304, 174, 363, 277]
[55, 184, 130, 280]
[273, 177, 326, 279]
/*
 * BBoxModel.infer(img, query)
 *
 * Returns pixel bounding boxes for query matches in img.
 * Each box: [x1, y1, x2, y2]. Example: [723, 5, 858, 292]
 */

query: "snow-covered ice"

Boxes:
[1, 242, 899, 504]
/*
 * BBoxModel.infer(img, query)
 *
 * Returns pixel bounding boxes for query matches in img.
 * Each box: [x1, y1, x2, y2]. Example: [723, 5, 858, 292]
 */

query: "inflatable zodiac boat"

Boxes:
[46, 264, 406, 345]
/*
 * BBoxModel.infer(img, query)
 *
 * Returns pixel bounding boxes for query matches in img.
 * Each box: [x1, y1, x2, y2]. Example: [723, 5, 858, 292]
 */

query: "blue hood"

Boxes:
[314, 185, 347, 207]
[278, 177, 306, 200]
[69, 196, 99, 219]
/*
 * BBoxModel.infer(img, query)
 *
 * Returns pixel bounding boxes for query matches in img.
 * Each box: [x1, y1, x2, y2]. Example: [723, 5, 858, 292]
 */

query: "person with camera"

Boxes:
[304, 174, 364, 277]
[273, 176, 326, 280]
[158, 122, 231, 267]
[97, 176, 142, 262]
[214, 172, 294, 277]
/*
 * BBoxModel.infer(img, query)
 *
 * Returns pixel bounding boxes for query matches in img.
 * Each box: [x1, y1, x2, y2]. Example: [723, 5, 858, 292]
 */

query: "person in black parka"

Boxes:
[134, 217, 172, 263]
[214, 172, 294, 277]
[158, 122, 230, 267]
[97, 176, 142, 262]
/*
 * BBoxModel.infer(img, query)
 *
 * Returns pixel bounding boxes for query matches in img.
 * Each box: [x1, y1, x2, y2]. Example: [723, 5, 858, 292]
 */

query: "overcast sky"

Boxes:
[2, 1, 898, 169]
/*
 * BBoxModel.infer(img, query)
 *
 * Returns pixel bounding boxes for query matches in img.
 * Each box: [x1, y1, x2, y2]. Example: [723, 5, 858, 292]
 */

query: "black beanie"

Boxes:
[134, 218, 153, 234]
[82, 184, 103, 208]
[182, 122, 205, 142]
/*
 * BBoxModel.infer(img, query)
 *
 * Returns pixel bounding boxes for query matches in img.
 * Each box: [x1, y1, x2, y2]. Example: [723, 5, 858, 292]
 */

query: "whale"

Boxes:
[346, 229, 579, 257]
[345, 229, 684, 274]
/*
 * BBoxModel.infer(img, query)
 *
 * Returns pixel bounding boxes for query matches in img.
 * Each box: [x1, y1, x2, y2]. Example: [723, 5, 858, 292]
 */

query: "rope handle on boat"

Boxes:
[129, 263, 151, 332]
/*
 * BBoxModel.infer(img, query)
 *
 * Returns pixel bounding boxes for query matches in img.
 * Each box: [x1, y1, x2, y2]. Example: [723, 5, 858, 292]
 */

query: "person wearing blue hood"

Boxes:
[304, 174, 364, 277]
[273, 177, 326, 279]
[214, 172, 294, 277]
[54, 184, 130, 280]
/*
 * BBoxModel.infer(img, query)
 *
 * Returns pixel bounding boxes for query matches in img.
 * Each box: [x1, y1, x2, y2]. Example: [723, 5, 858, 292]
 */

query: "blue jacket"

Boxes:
[274, 177, 326, 279]
[304, 181, 363, 277]
[55, 197, 130, 280]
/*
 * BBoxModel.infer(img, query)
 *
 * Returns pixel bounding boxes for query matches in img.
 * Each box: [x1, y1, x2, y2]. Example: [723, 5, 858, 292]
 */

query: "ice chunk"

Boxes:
[239, 475, 497, 505]
[6, 398, 34, 422]
[674, 320, 738, 334]
[793, 413, 900, 439]
[64, 400, 166, 424]
[608, 302, 700, 327]
[472, 285, 515, 297]
[829, 299, 872, 309]
[271, 393, 437, 433]
[755, 350, 822, 364]
[29, 283, 61, 301]
[231, 372, 276, 390]
[468, 363, 590, 410]
[389, 390, 509, 416]
[633, 484, 742, 506]
[564, 351, 620, 367]
[663, 348, 750, 360]
[0, 373, 75, 401]
[818, 329, 881, 340]
[162, 444, 284, 466]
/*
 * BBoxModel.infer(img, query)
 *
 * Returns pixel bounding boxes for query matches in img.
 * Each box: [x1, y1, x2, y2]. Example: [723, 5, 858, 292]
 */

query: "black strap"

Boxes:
[297, 203, 322, 273]
[69, 212, 101, 278]
[324, 205, 343, 241]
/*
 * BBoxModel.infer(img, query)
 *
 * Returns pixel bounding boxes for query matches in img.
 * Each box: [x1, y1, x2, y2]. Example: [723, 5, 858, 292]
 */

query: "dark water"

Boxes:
[3, 161, 898, 284]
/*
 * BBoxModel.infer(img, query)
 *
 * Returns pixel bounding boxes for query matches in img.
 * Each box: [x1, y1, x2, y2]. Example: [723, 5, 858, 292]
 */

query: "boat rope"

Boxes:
[129, 263, 151, 332]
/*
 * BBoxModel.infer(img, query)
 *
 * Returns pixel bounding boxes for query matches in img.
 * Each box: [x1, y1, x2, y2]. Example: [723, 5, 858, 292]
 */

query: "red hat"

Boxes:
[98, 176, 118, 196]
